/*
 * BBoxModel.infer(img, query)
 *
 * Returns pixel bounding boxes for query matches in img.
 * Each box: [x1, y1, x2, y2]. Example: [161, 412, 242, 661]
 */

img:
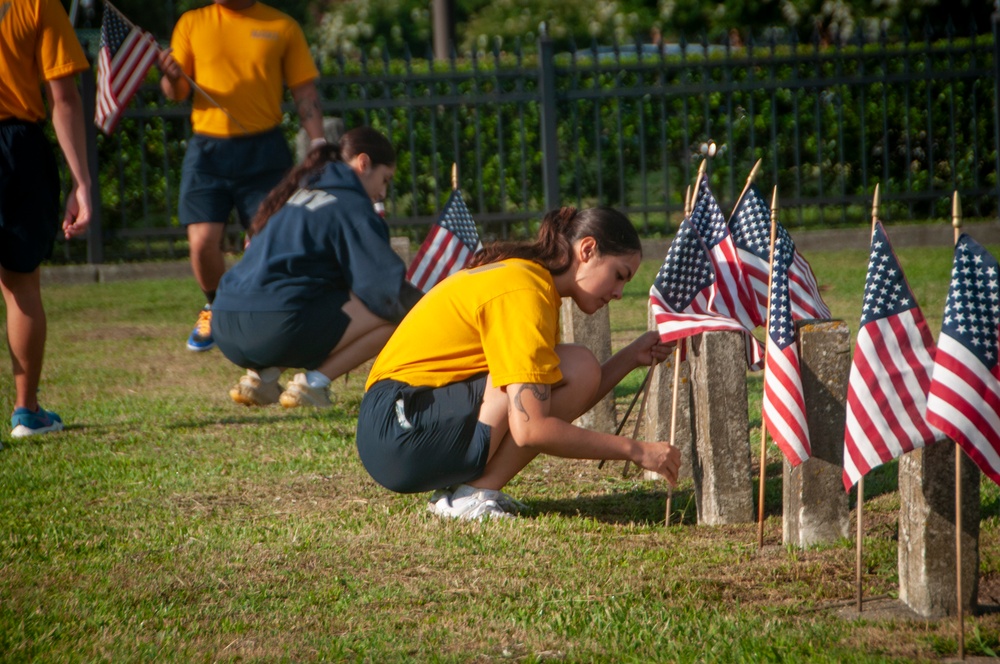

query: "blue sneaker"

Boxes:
[10, 406, 64, 438]
[186, 305, 214, 352]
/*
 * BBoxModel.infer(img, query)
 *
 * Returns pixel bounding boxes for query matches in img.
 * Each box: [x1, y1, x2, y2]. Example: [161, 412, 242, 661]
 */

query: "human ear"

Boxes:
[578, 236, 598, 262]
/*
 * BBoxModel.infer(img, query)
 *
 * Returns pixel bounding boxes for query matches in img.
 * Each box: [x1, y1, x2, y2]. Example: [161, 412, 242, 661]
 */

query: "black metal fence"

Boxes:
[58, 19, 1000, 264]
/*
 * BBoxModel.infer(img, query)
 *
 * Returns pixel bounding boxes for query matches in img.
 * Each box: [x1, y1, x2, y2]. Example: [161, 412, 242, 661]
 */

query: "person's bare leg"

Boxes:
[471, 344, 602, 490]
[314, 294, 395, 381]
[1, 267, 45, 411]
[186, 222, 226, 295]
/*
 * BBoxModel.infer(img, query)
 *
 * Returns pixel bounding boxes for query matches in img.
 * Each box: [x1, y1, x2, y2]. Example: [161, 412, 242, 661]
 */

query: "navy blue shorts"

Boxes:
[178, 128, 293, 228]
[0, 120, 61, 273]
[356, 374, 492, 494]
[212, 290, 352, 370]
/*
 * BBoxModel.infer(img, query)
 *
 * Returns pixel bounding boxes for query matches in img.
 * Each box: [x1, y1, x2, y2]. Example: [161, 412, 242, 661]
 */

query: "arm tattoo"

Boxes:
[512, 384, 550, 422]
[296, 95, 321, 122]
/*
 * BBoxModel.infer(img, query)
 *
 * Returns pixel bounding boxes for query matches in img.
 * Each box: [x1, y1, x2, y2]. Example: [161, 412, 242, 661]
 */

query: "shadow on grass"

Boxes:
[160, 410, 323, 430]
[527, 486, 697, 526]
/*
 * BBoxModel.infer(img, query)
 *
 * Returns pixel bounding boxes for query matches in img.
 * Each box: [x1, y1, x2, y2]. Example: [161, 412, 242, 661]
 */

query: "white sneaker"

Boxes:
[229, 373, 282, 407]
[428, 484, 516, 520]
[279, 373, 332, 408]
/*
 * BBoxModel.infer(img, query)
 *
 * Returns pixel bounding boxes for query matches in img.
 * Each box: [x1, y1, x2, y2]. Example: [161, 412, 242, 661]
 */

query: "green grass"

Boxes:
[2, 243, 1000, 662]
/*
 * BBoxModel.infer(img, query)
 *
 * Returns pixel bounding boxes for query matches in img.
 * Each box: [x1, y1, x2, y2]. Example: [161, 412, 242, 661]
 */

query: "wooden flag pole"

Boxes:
[856, 184, 880, 612]
[597, 364, 653, 470]
[665, 340, 684, 525]
[729, 158, 763, 219]
[622, 359, 659, 478]
[694, 159, 707, 197]
[757, 185, 780, 549]
[684, 185, 693, 218]
[952, 190, 965, 661]
[452, 163, 458, 190]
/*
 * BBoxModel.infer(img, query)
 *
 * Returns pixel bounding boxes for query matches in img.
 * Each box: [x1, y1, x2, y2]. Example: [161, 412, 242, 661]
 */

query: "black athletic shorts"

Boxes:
[0, 119, 61, 273]
[212, 290, 352, 371]
[356, 374, 492, 494]
[178, 127, 293, 228]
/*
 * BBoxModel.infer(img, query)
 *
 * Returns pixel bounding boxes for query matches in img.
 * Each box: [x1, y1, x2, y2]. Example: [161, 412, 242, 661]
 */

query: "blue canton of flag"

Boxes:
[766, 237, 795, 349]
[859, 227, 916, 326]
[940, 237, 1000, 369]
[438, 190, 480, 250]
[654, 218, 715, 312]
[729, 183, 831, 321]
[927, 234, 1000, 486]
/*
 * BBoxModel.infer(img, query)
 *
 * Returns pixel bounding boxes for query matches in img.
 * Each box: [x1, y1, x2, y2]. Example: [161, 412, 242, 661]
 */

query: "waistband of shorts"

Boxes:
[191, 126, 284, 143]
[0, 117, 42, 129]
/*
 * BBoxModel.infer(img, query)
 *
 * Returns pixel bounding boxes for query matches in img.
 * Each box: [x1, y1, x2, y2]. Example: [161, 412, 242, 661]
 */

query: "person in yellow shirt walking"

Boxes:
[157, 0, 325, 352]
[0, 0, 92, 440]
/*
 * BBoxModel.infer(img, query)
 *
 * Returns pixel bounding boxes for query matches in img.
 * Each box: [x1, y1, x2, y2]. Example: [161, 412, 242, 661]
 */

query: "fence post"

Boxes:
[79, 66, 104, 265]
[537, 30, 560, 212]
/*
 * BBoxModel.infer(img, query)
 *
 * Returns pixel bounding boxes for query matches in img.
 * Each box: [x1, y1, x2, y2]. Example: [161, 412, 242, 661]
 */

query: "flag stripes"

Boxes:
[95, 4, 158, 134]
[841, 221, 940, 489]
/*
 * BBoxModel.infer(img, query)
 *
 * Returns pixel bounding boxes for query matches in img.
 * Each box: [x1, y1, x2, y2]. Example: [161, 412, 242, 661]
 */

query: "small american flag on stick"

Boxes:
[407, 189, 482, 292]
[95, 2, 158, 135]
[926, 234, 1000, 486]
[761, 197, 810, 467]
[842, 221, 941, 491]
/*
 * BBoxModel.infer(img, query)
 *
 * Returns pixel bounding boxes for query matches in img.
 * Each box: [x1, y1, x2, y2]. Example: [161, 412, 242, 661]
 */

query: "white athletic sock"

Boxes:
[305, 370, 331, 389]
[250, 367, 282, 383]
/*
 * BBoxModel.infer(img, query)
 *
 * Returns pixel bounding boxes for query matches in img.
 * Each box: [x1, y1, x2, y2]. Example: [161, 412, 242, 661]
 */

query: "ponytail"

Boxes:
[468, 206, 641, 273]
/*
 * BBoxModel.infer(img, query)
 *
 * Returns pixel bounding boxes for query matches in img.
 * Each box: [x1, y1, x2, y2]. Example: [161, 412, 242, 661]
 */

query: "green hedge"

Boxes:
[78, 33, 997, 261]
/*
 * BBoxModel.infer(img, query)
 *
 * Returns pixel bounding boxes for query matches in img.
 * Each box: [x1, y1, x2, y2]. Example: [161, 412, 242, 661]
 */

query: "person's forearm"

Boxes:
[50, 84, 90, 190]
[292, 83, 324, 140]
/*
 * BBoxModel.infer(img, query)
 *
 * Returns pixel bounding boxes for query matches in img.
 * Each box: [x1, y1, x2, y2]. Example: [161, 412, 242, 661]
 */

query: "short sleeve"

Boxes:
[478, 288, 562, 387]
[37, 0, 88, 81]
[282, 21, 318, 89]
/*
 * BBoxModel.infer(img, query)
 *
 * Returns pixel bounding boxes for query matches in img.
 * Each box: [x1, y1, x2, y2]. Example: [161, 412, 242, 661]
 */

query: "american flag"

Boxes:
[689, 175, 762, 330]
[95, 4, 158, 135]
[926, 234, 1000, 487]
[842, 221, 941, 491]
[730, 183, 831, 322]
[650, 216, 764, 365]
[407, 189, 482, 292]
[762, 231, 810, 466]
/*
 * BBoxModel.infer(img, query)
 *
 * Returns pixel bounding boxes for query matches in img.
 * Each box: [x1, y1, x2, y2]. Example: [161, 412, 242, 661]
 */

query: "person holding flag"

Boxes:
[356, 206, 681, 520]
[0, 0, 92, 438]
[157, 0, 326, 353]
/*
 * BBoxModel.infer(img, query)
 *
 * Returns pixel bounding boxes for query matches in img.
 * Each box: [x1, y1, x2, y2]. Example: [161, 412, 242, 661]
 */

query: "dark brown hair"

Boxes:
[467, 206, 641, 274]
[247, 126, 396, 238]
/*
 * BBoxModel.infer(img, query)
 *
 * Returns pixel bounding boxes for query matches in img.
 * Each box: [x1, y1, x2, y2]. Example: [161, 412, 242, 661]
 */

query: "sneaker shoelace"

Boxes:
[195, 309, 212, 338]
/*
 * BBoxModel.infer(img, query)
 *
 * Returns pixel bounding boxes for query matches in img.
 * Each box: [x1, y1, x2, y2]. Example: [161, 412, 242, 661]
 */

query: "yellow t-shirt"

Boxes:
[367, 259, 564, 390]
[0, 0, 89, 122]
[170, 2, 319, 137]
